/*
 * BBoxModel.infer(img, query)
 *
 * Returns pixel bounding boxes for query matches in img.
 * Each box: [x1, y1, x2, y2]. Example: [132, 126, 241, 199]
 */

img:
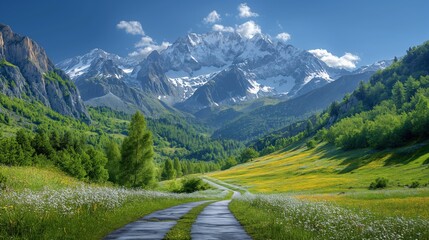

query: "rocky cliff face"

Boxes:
[57, 31, 392, 115]
[0, 23, 89, 120]
[136, 51, 177, 102]
[177, 66, 262, 112]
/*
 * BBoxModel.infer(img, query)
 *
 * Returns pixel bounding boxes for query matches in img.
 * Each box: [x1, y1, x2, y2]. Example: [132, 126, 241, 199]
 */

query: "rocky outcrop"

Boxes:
[0, 23, 89, 121]
[136, 51, 176, 101]
[177, 66, 258, 112]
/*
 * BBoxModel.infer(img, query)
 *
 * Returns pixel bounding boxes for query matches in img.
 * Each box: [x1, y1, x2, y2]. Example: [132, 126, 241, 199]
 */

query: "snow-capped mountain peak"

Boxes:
[353, 59, 393, 74]
[56, 48, 131, 80]
[57, 31, 384, 112]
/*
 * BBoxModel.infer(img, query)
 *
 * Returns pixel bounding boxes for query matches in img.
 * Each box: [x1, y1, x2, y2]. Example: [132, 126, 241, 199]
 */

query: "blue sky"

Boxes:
[1, 0, 429, 68]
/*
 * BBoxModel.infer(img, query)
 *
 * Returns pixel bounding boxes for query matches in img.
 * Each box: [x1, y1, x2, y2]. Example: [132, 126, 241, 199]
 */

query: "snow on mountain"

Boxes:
[353, 60, 393, 74]
[151, 31, 344, 103]
[57, 31, 385, 111]
[56, 48, 133, 80]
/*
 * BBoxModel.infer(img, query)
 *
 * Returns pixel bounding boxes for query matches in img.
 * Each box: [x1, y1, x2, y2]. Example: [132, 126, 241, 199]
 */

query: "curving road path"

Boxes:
[104, 178, 251, 240]
[191, 199, 251, 240]
[104, 200, 210, 240]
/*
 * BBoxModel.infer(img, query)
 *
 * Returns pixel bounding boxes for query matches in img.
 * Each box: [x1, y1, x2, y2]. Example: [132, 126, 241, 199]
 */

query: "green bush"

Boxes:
[239, 148, 259, 163]
[369, 177, 389, 190]
[306, 139, 317, 149]
[0, 173, 7, 191]
[409, 181, 420, 188]
[177, 177, 210, 193]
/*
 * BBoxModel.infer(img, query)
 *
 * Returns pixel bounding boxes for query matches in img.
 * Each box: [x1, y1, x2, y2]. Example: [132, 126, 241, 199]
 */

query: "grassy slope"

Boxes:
[0, 166, 210, 239]
[211, 141, 429, 193]
[211, 141, 429, 218]
[0, 165, 83, 191]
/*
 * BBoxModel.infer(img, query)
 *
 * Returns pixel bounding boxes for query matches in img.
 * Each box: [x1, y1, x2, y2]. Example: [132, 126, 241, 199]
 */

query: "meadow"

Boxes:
[230, 193, 429, 240]
[0, 166, 225, 239]
[211, 142, 429, 194]
[210, 141, 429, 239]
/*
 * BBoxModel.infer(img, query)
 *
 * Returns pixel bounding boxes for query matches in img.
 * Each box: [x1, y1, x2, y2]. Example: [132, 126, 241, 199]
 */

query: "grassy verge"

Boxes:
[229, 198, 314, 240]
[230, 194, 429, 240]
[0, 186, 208, 239]
[297, 188, 429, 219]
[203, 176, 247, 194]
[0, 166, 218, 239]
[164, 201, 214, 240]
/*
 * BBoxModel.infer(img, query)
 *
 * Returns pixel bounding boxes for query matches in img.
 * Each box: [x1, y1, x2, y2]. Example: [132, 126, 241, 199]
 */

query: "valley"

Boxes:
[1, 1, 429, 239]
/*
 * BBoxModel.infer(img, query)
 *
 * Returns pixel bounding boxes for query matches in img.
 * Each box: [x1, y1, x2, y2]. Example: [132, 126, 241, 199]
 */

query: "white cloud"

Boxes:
[129, 42, 171, 58]
[117, 20, 171, 59]
[212, 24, 234, 32]
[308, 49, 360, 70]
[135, 36, 154, 48]
[116, 21, 144, 35]
[236, 21, 261, 39]
[204, 10, 221, 24]
[276, 32, 291, 42]
[238, 3, 258, 18]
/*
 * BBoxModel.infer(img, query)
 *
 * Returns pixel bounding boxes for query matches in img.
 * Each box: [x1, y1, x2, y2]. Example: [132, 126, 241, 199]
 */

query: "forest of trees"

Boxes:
[320, 43, 429, 150]
[0, 95, 231, 186]
[253, 41, 429, 154]
[322, 79, 429, 149]
[89, 107, 244, 162]
[0, 126, 109, 182]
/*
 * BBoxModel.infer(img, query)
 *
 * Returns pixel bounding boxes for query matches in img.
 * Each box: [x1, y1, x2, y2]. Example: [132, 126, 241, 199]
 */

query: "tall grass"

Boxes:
[231, 193, 429, 240]
[0, 185, 224, 239]
[297, 189, 429, 219]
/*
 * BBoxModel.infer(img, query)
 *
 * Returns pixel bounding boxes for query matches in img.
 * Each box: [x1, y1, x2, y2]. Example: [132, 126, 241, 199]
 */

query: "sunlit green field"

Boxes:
[212, 141, 429, 220]
[0, 165, 83, 191]
[211, 142, 429, 193]
[0, 166, 221, 239]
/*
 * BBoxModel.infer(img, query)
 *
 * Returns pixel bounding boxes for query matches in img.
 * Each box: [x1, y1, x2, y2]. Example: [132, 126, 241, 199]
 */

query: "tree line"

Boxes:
[0, 108, 230, 187]
[251, 40, 429, 154]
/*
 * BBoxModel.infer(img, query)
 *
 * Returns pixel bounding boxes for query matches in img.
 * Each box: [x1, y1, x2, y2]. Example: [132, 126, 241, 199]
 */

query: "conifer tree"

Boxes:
[120, 112, 155, 188]
[105, 140, 121, 183]
[173, 157, 183, 177]
[161, 158, 176, 180]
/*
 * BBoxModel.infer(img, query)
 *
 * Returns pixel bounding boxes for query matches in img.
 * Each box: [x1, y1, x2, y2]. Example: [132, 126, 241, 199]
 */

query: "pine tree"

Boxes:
[105, 140, 121, 183]
[120, 112, 155, 188]
[181, 162, 189, 176]
[392, 81, 406, 107]
[173, 157, 182, 177]
[306, 119, 314, 133]
[161, 158, 176, 180]
[86, 147, 109, 183]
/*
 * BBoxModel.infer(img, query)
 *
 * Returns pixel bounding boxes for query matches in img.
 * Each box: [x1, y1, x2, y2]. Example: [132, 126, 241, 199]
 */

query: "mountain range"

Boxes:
[57, 31, 390, 114]
[0, 22, 392, 142]
[56, 30, 391, 139]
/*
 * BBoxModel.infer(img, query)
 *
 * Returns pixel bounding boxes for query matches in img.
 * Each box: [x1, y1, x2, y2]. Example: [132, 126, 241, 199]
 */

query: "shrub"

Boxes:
[369, 177, 388, 190]
[239, 148, 259, 163]
[306, 139, 317, 149]
[221, 157, 238, 170]
[178, 177, 210, 193]
[409, 181, 420, 188]
[0, 173, 7, 191]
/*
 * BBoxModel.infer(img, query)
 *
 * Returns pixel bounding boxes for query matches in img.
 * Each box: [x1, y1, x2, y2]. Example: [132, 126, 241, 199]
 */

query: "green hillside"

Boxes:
[211, 141, 429, 194]
[253, 41, 429, 156]
[208, 41, 429, 232]
[0, 92, 243, 184]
